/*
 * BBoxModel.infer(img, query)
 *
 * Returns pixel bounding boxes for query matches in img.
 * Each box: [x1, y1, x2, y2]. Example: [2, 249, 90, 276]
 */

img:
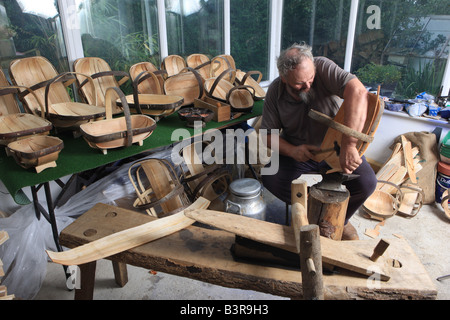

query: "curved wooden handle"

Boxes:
[308, 109, 374, 143]
[105, 87, 132, 147]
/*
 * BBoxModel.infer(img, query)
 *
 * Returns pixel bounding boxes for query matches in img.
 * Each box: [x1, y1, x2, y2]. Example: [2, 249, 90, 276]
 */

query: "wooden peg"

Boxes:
[370, 238, 390, 262]
[300, 224, 324, 300]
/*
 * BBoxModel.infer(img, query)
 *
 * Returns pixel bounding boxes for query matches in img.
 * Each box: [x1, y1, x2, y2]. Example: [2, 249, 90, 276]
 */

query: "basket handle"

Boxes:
[236, 70, 263, 85]
[133, 70, 163, 94]
[44, 71, 98, 118]
[207, 68, 236, 100]
[226, 84, 255, 104]
[210, 55, 233, 78]
[0, 85, 46, 118]
[105, 87, 133, 147]
[131, 70, 162, 114]
[178, 67, 205, 100]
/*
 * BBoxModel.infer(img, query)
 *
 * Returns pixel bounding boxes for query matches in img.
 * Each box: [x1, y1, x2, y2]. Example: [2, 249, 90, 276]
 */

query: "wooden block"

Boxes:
[194, 97, 230, 122]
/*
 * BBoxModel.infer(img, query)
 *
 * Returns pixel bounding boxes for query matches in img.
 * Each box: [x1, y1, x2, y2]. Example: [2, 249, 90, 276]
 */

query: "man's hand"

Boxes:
[339, 144, 362, 173]
[289, 144, 321, 162]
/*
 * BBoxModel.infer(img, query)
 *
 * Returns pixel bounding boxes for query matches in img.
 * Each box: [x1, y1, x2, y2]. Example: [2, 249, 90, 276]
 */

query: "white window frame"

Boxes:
[58, 0, 449, 95]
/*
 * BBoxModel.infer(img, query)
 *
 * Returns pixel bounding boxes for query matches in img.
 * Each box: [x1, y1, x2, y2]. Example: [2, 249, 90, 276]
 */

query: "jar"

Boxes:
[225, 178, 266, 220]
[436, 161, 450, 203]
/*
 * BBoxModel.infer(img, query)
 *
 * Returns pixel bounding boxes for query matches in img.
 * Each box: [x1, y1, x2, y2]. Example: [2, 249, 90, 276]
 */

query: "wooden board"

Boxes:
[46, 197, 210, 266]
[57, 203, 437, 300]
[186, 208, 391, 280]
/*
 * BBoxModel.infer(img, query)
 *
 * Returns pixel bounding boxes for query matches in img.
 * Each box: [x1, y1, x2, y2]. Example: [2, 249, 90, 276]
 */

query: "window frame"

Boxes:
[57, 0, 450, 94]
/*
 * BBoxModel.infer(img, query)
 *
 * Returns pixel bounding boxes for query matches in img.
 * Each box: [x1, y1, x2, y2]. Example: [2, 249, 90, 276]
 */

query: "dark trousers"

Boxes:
[261, 154, 377, 224]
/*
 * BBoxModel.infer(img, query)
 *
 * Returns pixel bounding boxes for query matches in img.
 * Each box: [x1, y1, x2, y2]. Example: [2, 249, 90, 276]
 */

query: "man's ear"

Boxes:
[280, 76, 287, 84]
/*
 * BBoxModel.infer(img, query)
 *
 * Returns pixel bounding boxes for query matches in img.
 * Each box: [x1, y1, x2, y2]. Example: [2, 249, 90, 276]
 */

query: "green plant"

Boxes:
[394, 60, 445, 98]
[355, 63, 402, 85]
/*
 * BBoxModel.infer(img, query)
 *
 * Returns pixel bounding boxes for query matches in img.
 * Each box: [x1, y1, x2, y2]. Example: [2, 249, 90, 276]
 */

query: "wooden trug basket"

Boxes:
[7, 135, 64, 173]
[164, 67, 204, 107]
[80, 87, 157, 154]
[9, 56, 106, 129]
[127, 70, 184, 120]
[186, 53, 211, 80]
[0, 81, 53, 146]
[204, 69, 255, 113]
[128, 158, 191, 218]
[73, 57, 129, 113]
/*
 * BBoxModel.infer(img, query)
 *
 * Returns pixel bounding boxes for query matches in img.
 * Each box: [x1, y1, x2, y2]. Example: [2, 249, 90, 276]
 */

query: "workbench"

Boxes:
[59, 202, 437, 300]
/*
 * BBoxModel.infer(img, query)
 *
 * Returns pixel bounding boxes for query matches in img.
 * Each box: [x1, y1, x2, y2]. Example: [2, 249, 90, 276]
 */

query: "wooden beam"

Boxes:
[46, 197, 210, 266]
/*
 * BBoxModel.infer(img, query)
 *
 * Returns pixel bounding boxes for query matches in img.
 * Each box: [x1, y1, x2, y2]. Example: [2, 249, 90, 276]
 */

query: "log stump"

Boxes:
[307, 185, 349, 240]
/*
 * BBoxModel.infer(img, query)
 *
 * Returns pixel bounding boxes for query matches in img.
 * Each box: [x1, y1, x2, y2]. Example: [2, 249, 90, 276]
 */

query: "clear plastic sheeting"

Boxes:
[0, 147, 173, 299]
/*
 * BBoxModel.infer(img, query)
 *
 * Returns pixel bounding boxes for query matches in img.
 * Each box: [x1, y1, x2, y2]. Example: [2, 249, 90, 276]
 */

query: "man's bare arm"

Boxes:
[340, 77, 369, 173]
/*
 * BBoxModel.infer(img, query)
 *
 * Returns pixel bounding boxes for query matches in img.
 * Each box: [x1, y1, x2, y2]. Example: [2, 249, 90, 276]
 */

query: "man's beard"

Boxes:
[298, 88, 315, 104]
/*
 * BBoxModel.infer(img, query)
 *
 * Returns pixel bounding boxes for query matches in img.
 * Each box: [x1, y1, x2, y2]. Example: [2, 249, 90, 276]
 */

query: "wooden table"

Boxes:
[59, 203, 437, 300]
[0, 102, 262, 257]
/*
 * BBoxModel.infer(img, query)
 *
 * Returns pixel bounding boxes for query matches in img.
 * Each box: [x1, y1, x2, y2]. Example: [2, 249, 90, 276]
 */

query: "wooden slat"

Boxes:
[46, 197, 210, 266]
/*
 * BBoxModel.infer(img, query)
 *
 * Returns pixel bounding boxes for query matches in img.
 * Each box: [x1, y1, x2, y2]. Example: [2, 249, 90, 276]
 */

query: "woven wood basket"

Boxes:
[80, 87, 156, 154]
[7, 135, 63, 173]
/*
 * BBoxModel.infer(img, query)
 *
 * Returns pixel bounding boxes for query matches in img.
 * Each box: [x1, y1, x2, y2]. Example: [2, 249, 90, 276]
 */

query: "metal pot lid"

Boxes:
[229, 178, 261, 197]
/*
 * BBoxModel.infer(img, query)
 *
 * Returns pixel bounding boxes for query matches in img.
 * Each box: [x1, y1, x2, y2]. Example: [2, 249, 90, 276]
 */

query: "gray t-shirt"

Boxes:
[260, 57, 356, 146]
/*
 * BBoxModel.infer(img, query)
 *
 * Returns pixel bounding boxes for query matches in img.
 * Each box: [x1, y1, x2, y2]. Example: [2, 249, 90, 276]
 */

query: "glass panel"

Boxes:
[0, 0, 69, 73]
[230, 0, 270, 81]
[165, 0, 224, 57]
[352, 0, 450, 98]
[281, 0, 351, 69]
[76, 0, 160, 82]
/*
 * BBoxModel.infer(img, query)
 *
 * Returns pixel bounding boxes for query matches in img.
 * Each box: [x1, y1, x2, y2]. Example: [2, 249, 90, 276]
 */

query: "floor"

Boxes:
[32, 186, 450, 300]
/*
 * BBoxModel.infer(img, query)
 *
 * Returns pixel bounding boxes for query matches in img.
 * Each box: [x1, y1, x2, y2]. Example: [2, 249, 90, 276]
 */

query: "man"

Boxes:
[260, 43, 377, 240]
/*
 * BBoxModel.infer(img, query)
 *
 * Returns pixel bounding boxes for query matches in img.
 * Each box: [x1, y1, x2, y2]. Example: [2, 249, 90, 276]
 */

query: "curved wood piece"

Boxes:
[308, 109, 374, 143]
[46, 197, 210, 266]
[363, 180, 403, 219]
[210, 54, 236, 81]
[235, 70, 266, 100]
[309, 90, 382, 172]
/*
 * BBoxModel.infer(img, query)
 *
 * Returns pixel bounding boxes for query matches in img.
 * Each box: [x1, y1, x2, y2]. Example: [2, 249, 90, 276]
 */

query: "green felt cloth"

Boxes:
[0, 101, 263, 205]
